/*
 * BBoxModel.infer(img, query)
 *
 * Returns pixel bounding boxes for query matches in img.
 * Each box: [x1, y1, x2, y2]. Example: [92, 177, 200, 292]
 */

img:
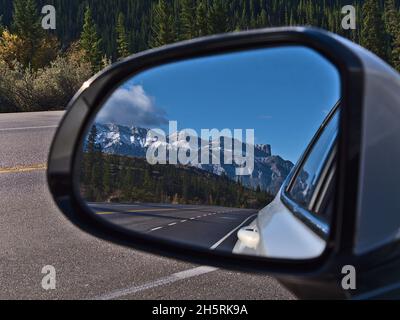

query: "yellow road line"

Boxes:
[128, 208, 176, 213]
[96, 208, 177, 215]
[0, 163, 47, 175]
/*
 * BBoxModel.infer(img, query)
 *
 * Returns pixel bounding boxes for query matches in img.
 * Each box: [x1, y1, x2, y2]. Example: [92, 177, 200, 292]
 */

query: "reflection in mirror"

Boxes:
[79, 46, 340, 260]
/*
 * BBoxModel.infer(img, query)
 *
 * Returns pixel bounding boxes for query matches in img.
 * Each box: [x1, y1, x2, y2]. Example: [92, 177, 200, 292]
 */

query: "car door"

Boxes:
[234, 106, 339, 258]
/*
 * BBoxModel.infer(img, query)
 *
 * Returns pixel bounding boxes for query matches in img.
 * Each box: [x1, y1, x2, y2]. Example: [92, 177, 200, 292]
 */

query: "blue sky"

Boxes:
[97, 46, 340, 163]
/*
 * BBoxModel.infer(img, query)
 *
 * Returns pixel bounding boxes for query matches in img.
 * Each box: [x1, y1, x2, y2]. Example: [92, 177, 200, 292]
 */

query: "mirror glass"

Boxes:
[78, 46, 341, 260]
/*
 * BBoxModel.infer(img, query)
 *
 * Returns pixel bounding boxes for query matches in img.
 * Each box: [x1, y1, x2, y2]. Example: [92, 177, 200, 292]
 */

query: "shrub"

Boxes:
[0, 42, 93, 112]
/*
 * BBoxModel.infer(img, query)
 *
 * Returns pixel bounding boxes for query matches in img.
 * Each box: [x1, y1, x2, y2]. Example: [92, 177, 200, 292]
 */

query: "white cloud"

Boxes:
[95, 85, 168, 127]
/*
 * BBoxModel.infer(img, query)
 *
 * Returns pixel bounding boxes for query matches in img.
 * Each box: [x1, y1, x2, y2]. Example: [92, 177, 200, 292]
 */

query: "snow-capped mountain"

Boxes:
[89, 123, 294, 195]
[92, 124, 149, 157]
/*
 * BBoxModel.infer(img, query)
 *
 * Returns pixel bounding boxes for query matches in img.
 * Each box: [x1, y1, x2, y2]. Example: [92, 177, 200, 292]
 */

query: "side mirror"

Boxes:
[47, 28, 400, 278]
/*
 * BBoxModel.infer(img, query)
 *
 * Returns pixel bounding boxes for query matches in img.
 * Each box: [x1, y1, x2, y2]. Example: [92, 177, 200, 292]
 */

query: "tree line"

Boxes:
[0, 0, 399, 112]
[81, 125, 273, 208]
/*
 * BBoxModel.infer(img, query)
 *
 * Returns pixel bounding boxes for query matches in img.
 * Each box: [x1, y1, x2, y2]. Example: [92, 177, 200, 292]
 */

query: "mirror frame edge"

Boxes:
[47, 27, 364, 276]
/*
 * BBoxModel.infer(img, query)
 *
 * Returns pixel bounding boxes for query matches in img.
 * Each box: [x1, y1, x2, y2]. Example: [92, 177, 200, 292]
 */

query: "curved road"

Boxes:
[0, 111, 294, 300]
[90, 202, 258, 251]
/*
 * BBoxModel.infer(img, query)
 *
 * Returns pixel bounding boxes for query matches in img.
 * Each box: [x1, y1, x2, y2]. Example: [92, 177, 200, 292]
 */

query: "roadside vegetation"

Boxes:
[0, 0, 399, 113]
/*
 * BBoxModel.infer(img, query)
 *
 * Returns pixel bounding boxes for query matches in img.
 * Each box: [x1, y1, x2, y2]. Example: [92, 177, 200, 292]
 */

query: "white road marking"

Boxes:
[0, 125, 58, 132]
[181, 220, 187, 223]
[210, 214, 258, 250]
[168, 222, 177, 226]
[150, 227, 163, 232]
[93, 266, 218, 300]
[190, 217, 195, 220]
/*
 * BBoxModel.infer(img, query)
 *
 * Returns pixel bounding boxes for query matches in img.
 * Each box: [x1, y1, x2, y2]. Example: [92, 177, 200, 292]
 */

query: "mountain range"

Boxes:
[90, 123, 294, 195]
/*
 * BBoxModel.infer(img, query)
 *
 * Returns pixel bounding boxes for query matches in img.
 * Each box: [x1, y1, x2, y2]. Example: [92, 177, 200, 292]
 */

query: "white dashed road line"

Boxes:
[210, 214, 258, 250]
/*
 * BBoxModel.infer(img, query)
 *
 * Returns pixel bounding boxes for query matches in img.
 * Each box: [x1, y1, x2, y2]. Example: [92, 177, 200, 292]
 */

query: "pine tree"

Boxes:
[196, 0, 208, 36]
[384, 0, 399, 38]
[83, 125, 99, 198]
[80, 6, 102, 72]
[143, 169, 152, 190]
[249, 0, 257, 28]
[11, 0, 44, 68]
[180, 0, 197, 40]
[305, 0, 315, 26]
[392, 30, 400, 71]
[257, 9, 269, 28]
[384, 0, 400, 66]
[91, 158, 104, 201]
[0, 15, 4, 34]
[361, 0, 388, 60]
[86, 125, 98, 160]
[150, 0, 177, 48]
[116, 12, 130, 59]
[12, 0, 43, 41]
[207, 0, 228, 34]
[182, 176, 189, 201]
[103, 158, 112, 196]
[239, 1, 248, 29]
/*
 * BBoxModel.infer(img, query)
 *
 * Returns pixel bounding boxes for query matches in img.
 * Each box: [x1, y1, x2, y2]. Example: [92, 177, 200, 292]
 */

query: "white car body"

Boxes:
[233, 189, 326, 259]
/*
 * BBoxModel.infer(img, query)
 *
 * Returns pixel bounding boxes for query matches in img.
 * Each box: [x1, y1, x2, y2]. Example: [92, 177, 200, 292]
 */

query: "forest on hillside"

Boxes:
[0, 0, 399, 112]
[80, 152, 274, 208]
[80, 125, 273, 208]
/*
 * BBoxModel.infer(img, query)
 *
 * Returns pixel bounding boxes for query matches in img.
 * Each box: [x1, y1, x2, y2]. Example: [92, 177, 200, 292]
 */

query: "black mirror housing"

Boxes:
[47, 27, 398, 283]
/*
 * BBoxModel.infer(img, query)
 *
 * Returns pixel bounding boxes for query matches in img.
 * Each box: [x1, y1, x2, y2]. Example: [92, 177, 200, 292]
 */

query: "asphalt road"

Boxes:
[90, 203, 257, 252]
[0, 111, 294, 300]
